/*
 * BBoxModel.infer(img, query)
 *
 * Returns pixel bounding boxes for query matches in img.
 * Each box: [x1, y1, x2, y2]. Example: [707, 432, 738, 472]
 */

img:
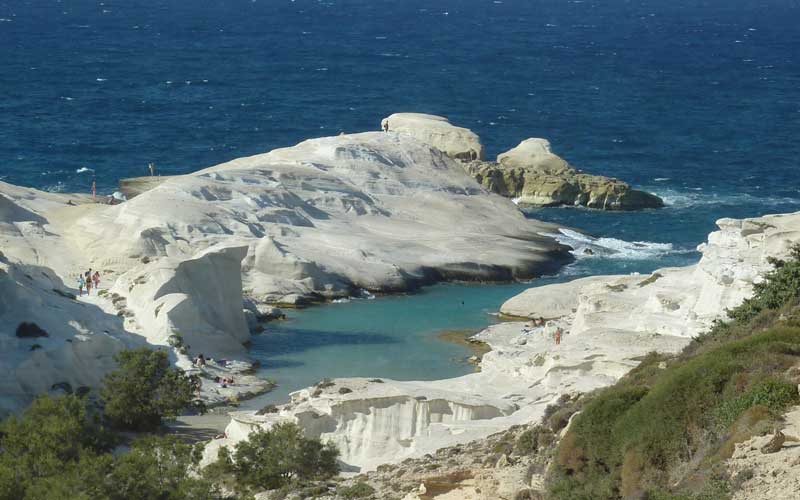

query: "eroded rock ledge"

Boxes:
[206, 211, 800, 476]
[383, 113, 663, 210]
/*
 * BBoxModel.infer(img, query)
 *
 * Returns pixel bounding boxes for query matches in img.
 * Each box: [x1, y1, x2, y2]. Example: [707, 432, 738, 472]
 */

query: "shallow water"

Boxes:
[244, 234, 697, 407]
[247, 281, 543, 406]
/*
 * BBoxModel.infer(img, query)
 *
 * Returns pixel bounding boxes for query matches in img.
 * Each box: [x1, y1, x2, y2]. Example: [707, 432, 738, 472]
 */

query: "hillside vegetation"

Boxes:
[547, 245, 800, 500]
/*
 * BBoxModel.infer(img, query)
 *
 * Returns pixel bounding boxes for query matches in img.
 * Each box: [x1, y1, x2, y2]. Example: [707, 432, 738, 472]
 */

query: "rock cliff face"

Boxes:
[0, 128, 572, 415]
[466, 138, 663, 210]
[383, 114, 662, 210]
[207, 211, 800, 473]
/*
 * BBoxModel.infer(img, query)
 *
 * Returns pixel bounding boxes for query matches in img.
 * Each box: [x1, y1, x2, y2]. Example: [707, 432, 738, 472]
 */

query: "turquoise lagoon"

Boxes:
[246, 225, 700, 407]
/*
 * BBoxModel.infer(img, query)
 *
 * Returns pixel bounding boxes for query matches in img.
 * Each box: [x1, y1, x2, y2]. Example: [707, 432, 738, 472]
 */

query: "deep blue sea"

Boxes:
[2, 0, 799, 403]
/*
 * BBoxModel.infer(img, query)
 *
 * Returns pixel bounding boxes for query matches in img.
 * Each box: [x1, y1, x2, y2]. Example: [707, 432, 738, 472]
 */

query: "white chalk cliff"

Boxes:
[0, 130, 571, 415]
[206, 211, 800, 472]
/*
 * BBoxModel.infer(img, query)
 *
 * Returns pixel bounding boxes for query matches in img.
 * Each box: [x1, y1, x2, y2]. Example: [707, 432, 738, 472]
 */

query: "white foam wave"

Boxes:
[76, 167, 94, 173]
[43, 182, 67, 193]
[653, 188, 800, 210]
[543, 228, 691, 260]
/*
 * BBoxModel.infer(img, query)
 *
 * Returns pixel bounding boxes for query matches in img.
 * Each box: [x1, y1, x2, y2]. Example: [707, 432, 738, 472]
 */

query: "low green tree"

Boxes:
[0, 394, 112, 498]
[212, 422, 339, 492]
[111, 435, 221, 500]
[101, 348, 202, 431]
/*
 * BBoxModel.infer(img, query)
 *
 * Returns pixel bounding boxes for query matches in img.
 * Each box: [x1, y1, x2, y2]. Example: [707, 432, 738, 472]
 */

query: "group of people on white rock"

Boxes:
[521, 317, 564, 345]
[76, 269, 101, 296]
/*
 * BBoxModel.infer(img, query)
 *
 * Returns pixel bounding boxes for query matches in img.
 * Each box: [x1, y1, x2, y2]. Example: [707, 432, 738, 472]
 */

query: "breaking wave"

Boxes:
[651, 188, 800, 210]
[543, 228, 694, 260]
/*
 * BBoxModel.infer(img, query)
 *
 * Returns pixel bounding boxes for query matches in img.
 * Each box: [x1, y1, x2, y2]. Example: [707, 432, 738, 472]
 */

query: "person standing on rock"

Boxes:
[92, 271, 100, 290]
[77, 275, 85, 297]
[555, 328, 563, 345]
[85, 270, 92, 295]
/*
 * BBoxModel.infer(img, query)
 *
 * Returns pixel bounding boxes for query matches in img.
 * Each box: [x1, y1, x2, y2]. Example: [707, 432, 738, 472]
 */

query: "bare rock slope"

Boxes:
[0, 130, 572, 414]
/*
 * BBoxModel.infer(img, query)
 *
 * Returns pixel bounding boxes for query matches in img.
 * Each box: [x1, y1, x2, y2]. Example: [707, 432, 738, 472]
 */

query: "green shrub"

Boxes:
[727, 245, 800, 323]
[0, 395, 113, 498]
[337, 482, 375, 499]
[110, 435, 219, 499]
[0, 395, 219, 500]
[549, 326, 800, 499]
[101, 348, 203, 431]
[713, 377, 799, 431]
[213, 422, 339, 493]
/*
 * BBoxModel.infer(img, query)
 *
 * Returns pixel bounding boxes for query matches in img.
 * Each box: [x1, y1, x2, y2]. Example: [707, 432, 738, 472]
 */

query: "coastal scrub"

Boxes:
[547, 246, 800, 499]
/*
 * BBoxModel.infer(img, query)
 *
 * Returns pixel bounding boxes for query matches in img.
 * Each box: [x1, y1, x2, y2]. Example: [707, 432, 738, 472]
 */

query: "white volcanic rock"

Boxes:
[381, 113, 485, 161]
[0, 129, 572, 415]
[206, 211, 800, 473]
[727, 405, 800, 500]
[497, 138, 571, 174]
[111, 244, 251, 358]
[76, 132, 568, 305]
[503, 213, 800, 338]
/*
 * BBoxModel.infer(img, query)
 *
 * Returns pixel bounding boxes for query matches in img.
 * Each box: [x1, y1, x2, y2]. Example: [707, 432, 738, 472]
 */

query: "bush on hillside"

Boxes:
[101, 348, 203, 431]
[548, 327, 800, 499]
[728, 244, 800, 323]
[0, 394, 113, 498]
[208, 422, 339, 493]
[547, 245, 800, 500]
[110, 435, 220, 500]
[0, 395, 224, 500]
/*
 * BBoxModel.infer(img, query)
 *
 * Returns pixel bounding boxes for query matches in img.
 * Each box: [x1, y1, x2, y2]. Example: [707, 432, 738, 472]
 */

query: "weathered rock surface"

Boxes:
[381, 113, 485, 161]
[380, 114, 661, 210]
[207, 211, 800, 474]
[465, 138, 663, 210]
[0, 127, 572, 415]
[85, 132, 569, 305]
[727, 406, 800, 500]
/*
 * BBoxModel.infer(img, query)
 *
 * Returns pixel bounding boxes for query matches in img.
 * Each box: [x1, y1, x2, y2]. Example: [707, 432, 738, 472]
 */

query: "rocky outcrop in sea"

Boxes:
[383, 113, 663, 210]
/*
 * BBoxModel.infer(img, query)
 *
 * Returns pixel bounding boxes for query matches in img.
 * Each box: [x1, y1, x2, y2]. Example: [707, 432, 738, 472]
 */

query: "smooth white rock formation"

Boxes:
[0, 129, 571, 415]
[381, 113, 485, 161]
[77, 132, 568, 305]
[497, 138, 570, 174]
[206, 211, 800, 473]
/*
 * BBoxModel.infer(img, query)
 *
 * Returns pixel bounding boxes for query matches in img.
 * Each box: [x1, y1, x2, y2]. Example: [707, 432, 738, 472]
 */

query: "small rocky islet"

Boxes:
[382, 112, 664, 210]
